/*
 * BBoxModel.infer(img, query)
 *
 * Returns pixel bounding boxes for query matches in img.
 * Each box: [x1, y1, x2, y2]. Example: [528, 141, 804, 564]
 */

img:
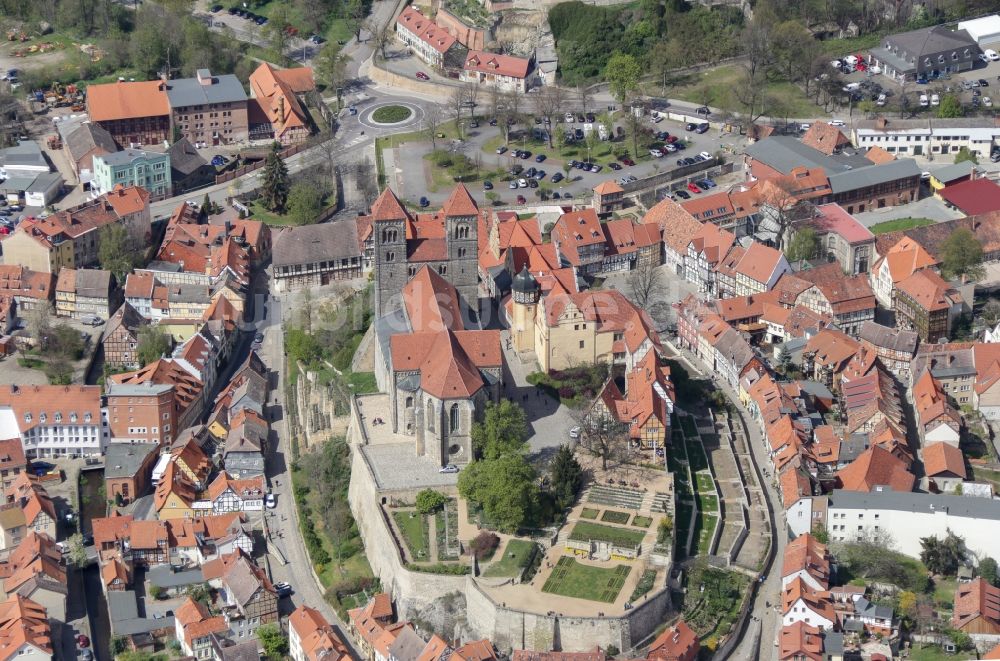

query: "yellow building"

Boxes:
[153, 462, 197, 520]
[511, 274, 658, 373]
[2, 230, 73, 273]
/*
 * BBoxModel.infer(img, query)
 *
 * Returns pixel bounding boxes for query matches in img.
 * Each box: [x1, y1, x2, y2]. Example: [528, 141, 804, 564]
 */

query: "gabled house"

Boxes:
[174, 596, 228, 659]
[778, 622, 844, 661]
[645, 620, 699, 661]
[923, 441, 967, 492]
[205, 550, 278, 639]
[0, 594, 53, 661]
[858, 321, 918, 381]
[154, 461, 198, 520]
[782, 533, 832, 591]
[953, 578, 1000, 635]
[0, 532, 66, 623]
[835, 445, 914, 493]
[913, 371, 961, 444]
[870, 236, 937, 308]
[289, 605, 351, 661]
[169, 513, 254, 564]
[204, 472, 266, 514]
[894, 268, 964, 343]
[782, 577, 836, 630]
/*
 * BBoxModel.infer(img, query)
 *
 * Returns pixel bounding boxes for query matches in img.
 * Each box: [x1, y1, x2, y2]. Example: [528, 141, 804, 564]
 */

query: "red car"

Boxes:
[516, 195, 526, 204]
[415, 71, 429, 80]
[76, 635, 90, 648]
[620, 157, 635, 166]
[687, 182, 701, 194]
[666, 135, 679, 144]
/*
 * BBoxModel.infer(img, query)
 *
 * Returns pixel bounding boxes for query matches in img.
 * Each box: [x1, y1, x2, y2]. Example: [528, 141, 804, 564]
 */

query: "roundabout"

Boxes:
[360, 101, 424, 130]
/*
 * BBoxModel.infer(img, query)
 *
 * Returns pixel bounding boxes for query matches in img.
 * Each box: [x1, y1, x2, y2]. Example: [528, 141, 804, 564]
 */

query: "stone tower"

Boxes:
[510, 266, 540, 354]
[441, 185, 481, 321]
[371, 188, 410, 318]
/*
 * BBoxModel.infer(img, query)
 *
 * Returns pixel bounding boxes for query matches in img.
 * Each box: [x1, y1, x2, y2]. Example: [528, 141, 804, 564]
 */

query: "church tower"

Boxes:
[371, 188, 410, 318]
[441, 185, 480, 321]
[511, 266, 540, 354]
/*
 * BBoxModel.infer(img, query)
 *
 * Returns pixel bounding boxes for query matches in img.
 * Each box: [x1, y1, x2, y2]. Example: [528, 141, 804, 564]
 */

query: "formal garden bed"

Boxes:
[541, 557, 631, 603]
[581, 507, 600, 520]
[632, 515, 653, 528]
[600, 510, 631, 525]
[435, 499, 460, 561]
[527, 364, 609, 408]
[569, 521, 646, 547]
[630, 569, 658, 601]
[371, 104, 413, 124]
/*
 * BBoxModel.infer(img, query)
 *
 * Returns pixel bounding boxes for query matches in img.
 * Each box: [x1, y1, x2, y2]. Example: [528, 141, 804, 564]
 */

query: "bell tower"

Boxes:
[510, 266, 540, 354]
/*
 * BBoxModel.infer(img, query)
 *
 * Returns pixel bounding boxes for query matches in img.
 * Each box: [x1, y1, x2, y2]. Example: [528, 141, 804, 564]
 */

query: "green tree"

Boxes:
[65, 533, 89, 567]
[137, 325, 172, 366]
[458, 453, 537, 533]
[980, 556, 999, 586]
[938, 94, 964, 118]
[287, 182, 325, 226]
[256, 623, 289, 661]
[260, 142, 290, 212]
[110, 636, 129, 656]
[315, 44, 349, 98]
[604, 53, 641, 104]
[549, 444, 582, 508]
[786, 228, 819, 263]
[99, 223, 137, 285]
[919, 530, 967, 576]
[954, 146, 979, 165]
[415, 489, 447, 514]
[148, 584, 165, 600]
[185, 583, 212, 607]
[471, 400, 529, 460]
[940, 227, 985, 281]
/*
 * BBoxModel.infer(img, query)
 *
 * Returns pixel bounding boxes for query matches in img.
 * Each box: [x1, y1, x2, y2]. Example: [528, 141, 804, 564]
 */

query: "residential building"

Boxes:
[644, 197, 702, 277]
[858, 321, 918, 382]
[894, 268, 964, 343]
[778, 622, 844, 661]
[0, 440, 26, 492]
[714, 241, 790, 298]
[869, 236, 938, 308]
[913, 371, 961, 445]
[586, 350, 675, 452]
[599, 219, 661, 273]
[248, 63, 315, 145]
[801, 123, 852, 155]
[870, 24, 981, 81]
[911, 342, 977, 402]
[170, 513, 254, 564]
[460, 51, 534, 93]
[272, 219, 364, 292]
[92, 149, 171, 199]
[854, 117, 1000, 160]
[0, 385, 106, 459]
[167, 138, 216, 195]
[204, 550, 278, 639]
[551, 208, 606, 276]
[0, 594, 53, 661]
[778, 264, 876, 337]
[60, 121, 117, 188]
[154, 461, 198, 520]
[102, 302, 147, 369]
[348, 593, 397, 661]
[0, 532, 67, 623]
[781, 577, 836, 630]
[205, 472, 266, 514]
[174, 596, 228, 659]
[289, 605, 351, 661]
[165, 69, 249, 145]
[679, 185, 761, 235]
[645, 620, 699, 661]
[923, 441, 966, 492]
[826, 488, 1000, 559]
[106, 358, 206, 444]
[3, 475, 56, 542]
[802, 203, 876, 275]
[103, 442, 160, 505]
[953, 578, 1000, 636]
[223, 409, 267, 479]
[395, 7, 458, 68]
[684, 223, 736, 295]
[781, 533, 832, 591]
[54, 268, 116, 320]
[86, 79, 172, 146]
[802, 329, 861, 388]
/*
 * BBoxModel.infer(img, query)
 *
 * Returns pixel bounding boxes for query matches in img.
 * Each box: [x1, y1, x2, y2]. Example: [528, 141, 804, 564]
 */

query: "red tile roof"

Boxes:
[800, 123, 851, 155]
[543, 289, 658, 354]
[641, 197, 700, 255]
[939, 177, 1000, 215]
[808, 204, 874, 245]
[836, 445, 914, 493]
[463, 51, 531, 79]
[779, 622, 825, 661]
[896, 269, 962, 313]
[782, 533, 831, 588]
[647, 620, 698, 661]
[289, 605, 351, 661]
[923, 441, 966, 479]
[86, 80, 170, 122]
[0, 594, 51, 660]
[402, 266, 464, 333]
[390, 330, 502, 399]
[395, 7, 457, 54]
[954, 578, 1000, 632]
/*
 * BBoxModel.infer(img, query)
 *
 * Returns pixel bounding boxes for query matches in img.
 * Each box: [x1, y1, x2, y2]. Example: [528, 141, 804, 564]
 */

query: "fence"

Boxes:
[213, 141, 311, 186]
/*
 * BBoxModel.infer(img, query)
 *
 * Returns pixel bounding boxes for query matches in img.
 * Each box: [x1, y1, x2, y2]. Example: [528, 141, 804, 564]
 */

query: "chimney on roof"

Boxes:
[197, 69, 213, 85]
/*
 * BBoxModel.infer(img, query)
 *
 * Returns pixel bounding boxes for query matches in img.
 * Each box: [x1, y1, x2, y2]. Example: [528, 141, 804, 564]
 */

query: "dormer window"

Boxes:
[39, 413, 46, 423]
[70, 413, 77, 423]
[84, 413, 92, 423]
[23, 413, 31, 424]
[54, 412, 62, 423]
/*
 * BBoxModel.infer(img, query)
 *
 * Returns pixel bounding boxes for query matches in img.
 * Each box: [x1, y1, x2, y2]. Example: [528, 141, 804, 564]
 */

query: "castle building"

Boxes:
[370, 186, 480, 320]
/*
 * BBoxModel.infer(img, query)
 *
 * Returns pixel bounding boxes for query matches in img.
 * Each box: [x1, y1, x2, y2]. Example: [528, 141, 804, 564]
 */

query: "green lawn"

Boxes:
[694, 472, 715, 493]
[697, 494, 719, 513]
[600, 510, 631, 525]
[908, 644, 958, 661]
[868, 217, 935, 234]
[569, 521, 646, 547]
[695, 514, 718, 555]
[542, 557, 631, 603]
[392, 511, 429, 560]
[666, 64, 827, 119]
[580, 508, 600, 520]
[482, 539, 538, 577]
[632, 515, 653, 528]
[346, 371, 378, 393]
[933, 577, 957, 610]
[249, 200, 299, 226]
[685, 440, 709, 472]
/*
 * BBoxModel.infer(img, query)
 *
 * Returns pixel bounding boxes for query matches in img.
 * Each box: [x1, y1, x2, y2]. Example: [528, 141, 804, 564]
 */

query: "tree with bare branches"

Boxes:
[424, 104, 443, 150]
[532, 87, 563, 148]
[499, 91, 521, 145]
[580, 416, 630, 472]
[451, 85, 467, 140]
[366, 18, 393, 60]
[627, 259, 667, 309]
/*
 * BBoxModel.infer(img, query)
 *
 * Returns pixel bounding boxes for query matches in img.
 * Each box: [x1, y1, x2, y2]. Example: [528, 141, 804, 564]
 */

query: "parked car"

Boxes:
[310, 34, 325, 43]
[987, 96, 994, 107]
[674, 189, 691, 199]
[564, 112, 575, 122]
[516, 194, 526, 204]
[274, 582, 293, 597]
[527, 178, 538, 188]
[620, 157, 635, 166]
[551, 172, 564, 183]
[699, 151, 712, 160]
[931, 94, 940, 106]
[265, 493, 276, 508]
[589, 164, 602, 173]
[981, 79, 990, 87]
[649, 148, 663, 158]
[439, 464, 459, 473]
[496, 145, 507, 155]
[568, 426, 581, 439]
[988, 49, 1000, 61]
[415, 71, 429, 80]
[419, 196, 430, 207]
[211, 155, 228, 167]
[695, 123, 709, 134]
[685, 122, 697, 131]
[483, 180, 493, 190]
[508, 180, 518, 189]
[699, 178, 716, 189]
[609, 162, 622, 170]
[535, 154, 546, 162]
[76, 635, 91, 648]
[687, 182, 701, 194]
[876, 93, 887, 106]
[519, 150, 532, 159]
[517, 178, 528, 188]
[919, 94, 929, 107]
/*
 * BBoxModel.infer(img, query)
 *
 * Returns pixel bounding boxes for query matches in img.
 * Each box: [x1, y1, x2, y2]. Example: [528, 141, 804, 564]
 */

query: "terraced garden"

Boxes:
[569, 521, 646, 547]
[483, 539, 539, 578]
[393, 511, 429, 560]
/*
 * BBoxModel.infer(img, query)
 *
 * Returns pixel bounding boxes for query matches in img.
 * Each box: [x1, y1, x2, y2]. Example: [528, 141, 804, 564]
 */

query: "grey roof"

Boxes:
[99, 148, 167, 168]
[827, 158, 921, 194]
[825, 631, 844, 657]
[912, 346, 976, 381]
[143, 262, 184, 274]
[858, 321, 918, 354]
[387, 626, 428, 661]
[855, 117, 1000, 132]
[25, 172, 63, 193]
[105, 381, 174, 397]
[0, 175, 38, 192]
[169, 284, 211, 303]
[104, 442, 159, 480]
[103, 301, 146, 341]
[223, 556, 269, 608]
[165, 73, 247, 108]
[147, 563, 205, 588]
[828, 487, 1000, 521]
[223, 453, 264, 476]
[167, 138, 209, 177]
[273, 220, 362, 268]
[375, 308, 411, 379]
[0, 141, 47, 170]
[229, 374, 266, 413]
[64, 122, 118, 165]
[842, 434, 871, 463]
[795, 380, 834, 401]
[931, 162, 978, 184]
[744, 136, 869, 176]
[108, 589, 139, 621]
[75, 269, 113, 298]
[885, 25, 979, 59]
[211, 635, 260, 661]
[855, 596, 894, 620]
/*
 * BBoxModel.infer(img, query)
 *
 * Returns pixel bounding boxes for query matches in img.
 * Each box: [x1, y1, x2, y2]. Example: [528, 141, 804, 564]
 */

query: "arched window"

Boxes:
[427, 400, 435, 432]
[454, 224, 469, 239]
[405, 396, 414, 408]
[438, 264, 447, 275]
[457, 247, 466, 258]
[386, 251, 395, 262]
[450, 403, 460, 433]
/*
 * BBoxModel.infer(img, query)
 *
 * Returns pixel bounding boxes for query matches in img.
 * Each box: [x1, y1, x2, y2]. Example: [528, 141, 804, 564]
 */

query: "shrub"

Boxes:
[407, 563, 471, 575]
[469, 531, 500, 560]
[148, 585, 165, 600]
[415, 489, 448, 515]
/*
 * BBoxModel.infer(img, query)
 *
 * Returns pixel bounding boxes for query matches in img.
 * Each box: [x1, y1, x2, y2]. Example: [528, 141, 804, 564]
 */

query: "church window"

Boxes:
[427, 400, 434, 432]
[450, 404, 460, 432]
